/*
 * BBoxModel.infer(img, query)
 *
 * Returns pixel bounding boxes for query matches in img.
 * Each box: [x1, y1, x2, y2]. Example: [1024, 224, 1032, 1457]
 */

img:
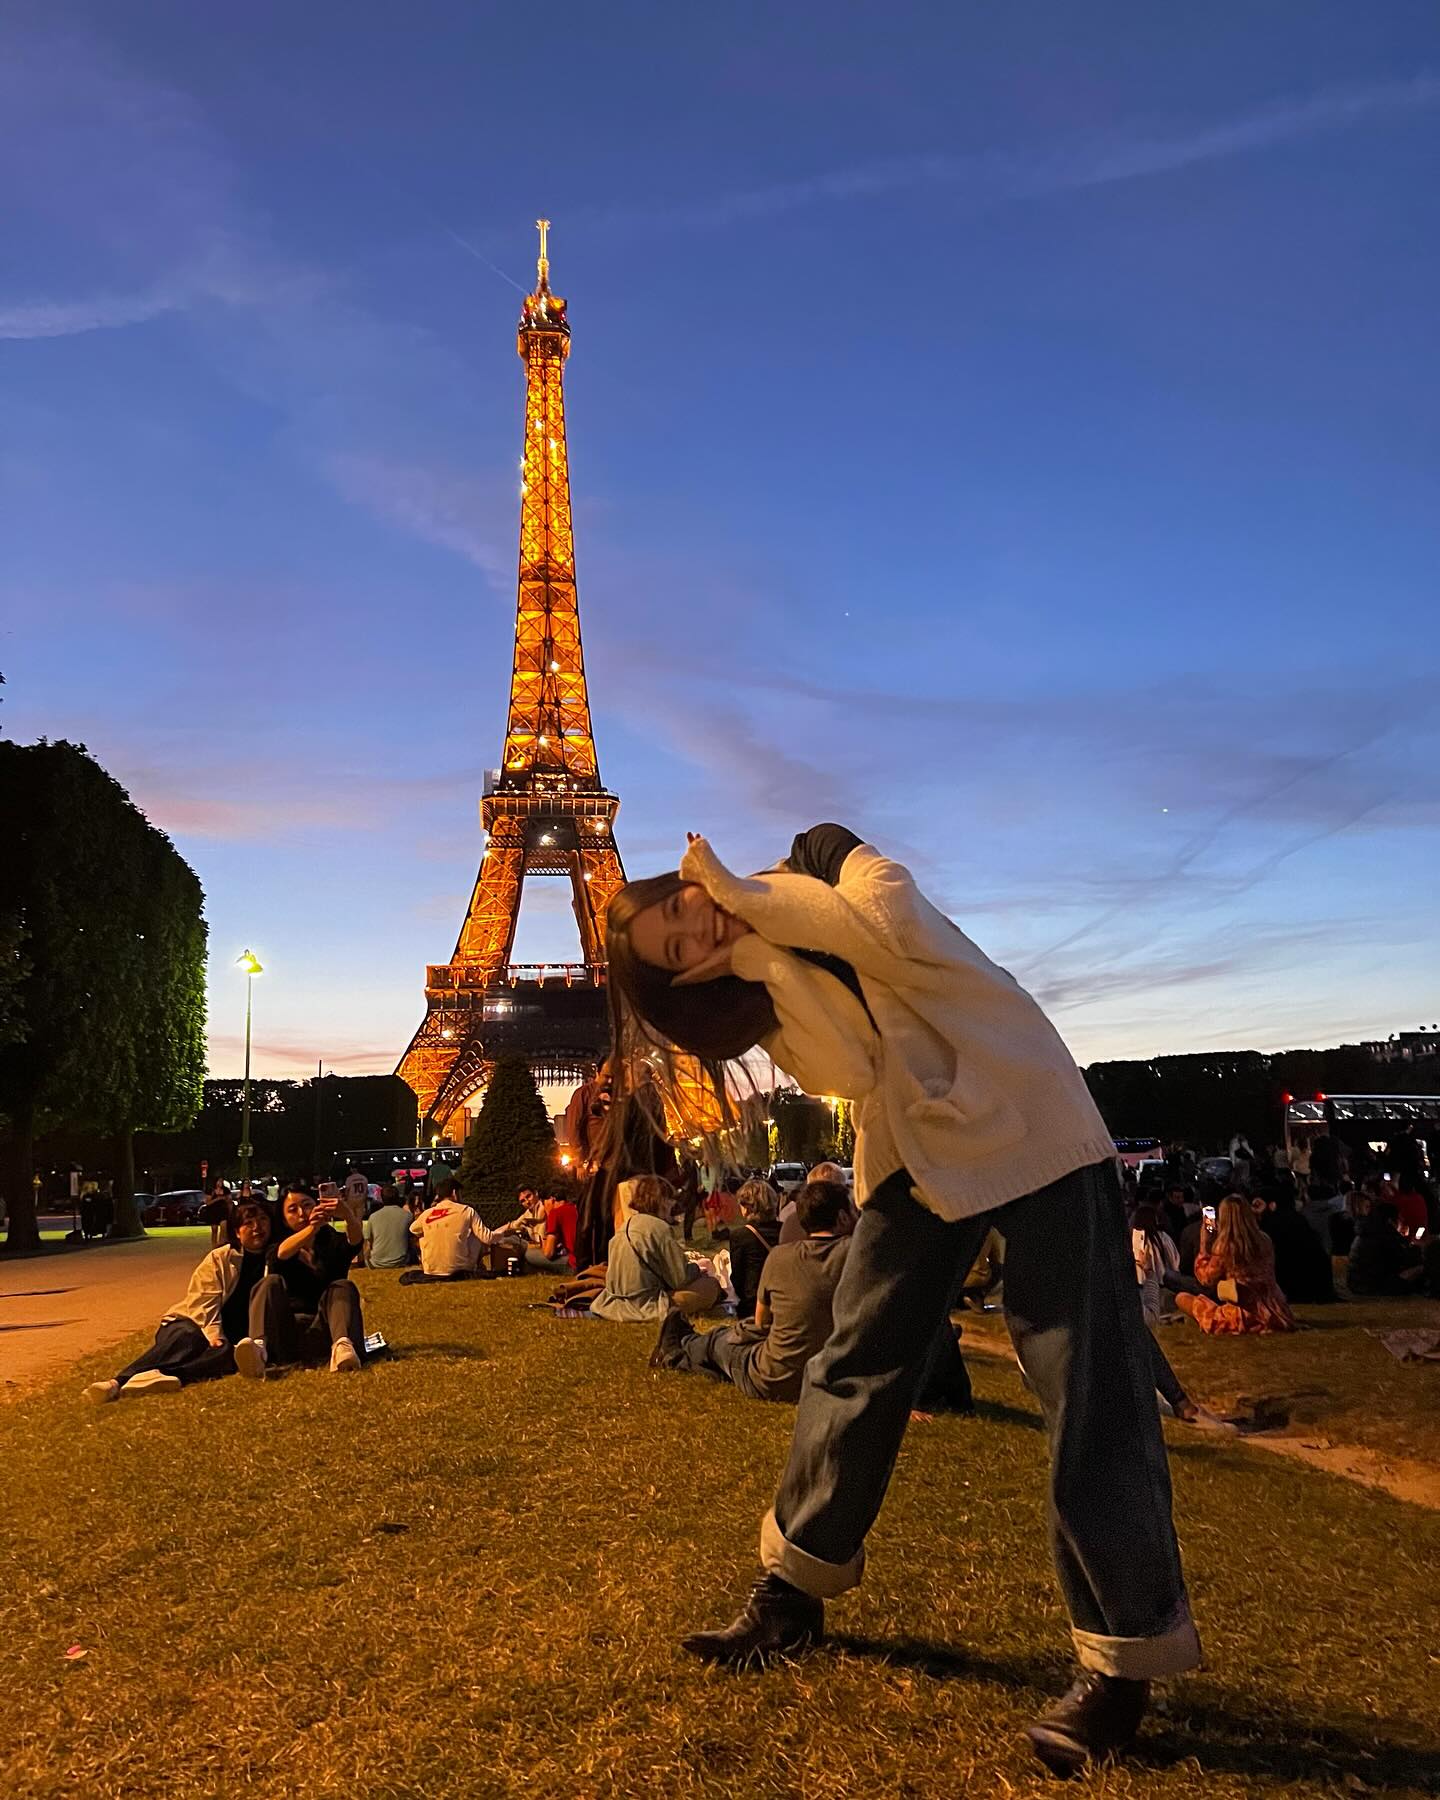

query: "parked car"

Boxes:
[143, 1188, 205, 1227]
[767, 1162, 807, 1195]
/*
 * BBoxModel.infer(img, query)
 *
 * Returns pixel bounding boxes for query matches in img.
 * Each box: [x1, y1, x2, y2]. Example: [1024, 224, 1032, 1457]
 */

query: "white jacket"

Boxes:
[680, 836, 1114, 1222]
[161, 1246, 252, 1337]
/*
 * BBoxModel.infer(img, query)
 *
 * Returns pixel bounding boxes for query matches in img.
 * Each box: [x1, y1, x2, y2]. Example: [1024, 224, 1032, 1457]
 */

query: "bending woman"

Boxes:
[604, 823, 1200, 1776]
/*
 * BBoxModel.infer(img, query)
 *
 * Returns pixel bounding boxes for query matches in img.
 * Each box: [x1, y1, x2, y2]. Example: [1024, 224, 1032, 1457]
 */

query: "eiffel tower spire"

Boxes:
[397, 224, 625, 1137]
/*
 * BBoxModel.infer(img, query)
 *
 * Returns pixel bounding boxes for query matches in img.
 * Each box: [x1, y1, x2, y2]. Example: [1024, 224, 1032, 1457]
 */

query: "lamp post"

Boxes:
[237, 950, 264, 1187]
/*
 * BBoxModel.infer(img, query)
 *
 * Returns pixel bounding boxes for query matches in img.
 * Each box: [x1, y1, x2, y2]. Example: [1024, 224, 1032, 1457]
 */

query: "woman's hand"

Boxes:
[671, 942, 734, 987]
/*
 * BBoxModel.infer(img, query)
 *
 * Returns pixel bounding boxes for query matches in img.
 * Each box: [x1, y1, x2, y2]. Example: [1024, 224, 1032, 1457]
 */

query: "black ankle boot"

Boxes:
[648, 1309, 694, 1370]
[680, 1572, 824, 1667]
[1026, 1672, 1150, 1775]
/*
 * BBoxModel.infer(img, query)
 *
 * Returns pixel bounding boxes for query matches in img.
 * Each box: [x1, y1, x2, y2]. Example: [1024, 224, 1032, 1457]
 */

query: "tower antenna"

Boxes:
[536, 217, 551, 291]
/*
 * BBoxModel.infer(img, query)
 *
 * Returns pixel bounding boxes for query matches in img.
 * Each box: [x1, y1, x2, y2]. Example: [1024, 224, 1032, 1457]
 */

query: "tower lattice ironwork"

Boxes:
[396, 222, 625, 1136]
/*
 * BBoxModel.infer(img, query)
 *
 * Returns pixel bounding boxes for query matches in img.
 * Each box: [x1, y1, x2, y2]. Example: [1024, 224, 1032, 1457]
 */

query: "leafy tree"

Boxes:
[460, 1056, 559, 1222]
[0, 742, 207, 1251]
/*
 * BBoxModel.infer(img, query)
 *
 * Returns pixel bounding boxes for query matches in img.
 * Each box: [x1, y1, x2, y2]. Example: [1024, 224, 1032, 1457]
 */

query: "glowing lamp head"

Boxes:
[1280, 1092, 1294, 1106]
[237, 950, 264, 978]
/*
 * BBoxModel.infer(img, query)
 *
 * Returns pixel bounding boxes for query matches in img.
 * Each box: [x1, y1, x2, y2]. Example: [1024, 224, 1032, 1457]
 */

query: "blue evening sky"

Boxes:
[4, 2, 1438, 1080]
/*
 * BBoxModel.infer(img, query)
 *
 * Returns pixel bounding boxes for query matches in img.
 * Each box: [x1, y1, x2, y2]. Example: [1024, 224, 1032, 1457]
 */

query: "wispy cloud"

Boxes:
[592, 73, 1440, 231]
[0, 284, 184, 340]
[320, 453, 513, 584]
[205, 1030, 398, 1077]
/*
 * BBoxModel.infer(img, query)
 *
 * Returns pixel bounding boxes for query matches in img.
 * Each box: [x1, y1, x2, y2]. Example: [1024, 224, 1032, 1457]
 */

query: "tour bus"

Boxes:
[1282, 1094, 1438, 1174]
[1113, 1136, 1166, 1181]
[329, 1145, 463, 1197]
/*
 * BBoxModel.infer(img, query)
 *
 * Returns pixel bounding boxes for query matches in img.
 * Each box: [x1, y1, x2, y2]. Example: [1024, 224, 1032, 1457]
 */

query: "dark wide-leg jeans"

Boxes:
[249, 1274, 364, 1367]
[117, 1318, 234, 1387]
[761, 1161, 1202, 1679]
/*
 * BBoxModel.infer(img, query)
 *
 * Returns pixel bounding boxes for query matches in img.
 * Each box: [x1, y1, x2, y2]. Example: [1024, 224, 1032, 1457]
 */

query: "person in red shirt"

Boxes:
[525, 1192, 579, 1275]
[1393, 1182, 1429, 1240]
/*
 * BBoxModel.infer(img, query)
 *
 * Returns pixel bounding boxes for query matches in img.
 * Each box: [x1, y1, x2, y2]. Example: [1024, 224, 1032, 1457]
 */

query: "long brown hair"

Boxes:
[1211, 1194, 1268, 1273]
[604, 871, 777, 1149]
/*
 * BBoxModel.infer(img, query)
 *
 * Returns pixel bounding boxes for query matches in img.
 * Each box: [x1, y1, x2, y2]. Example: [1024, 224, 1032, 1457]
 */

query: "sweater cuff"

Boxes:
[680, 836, 885, 968]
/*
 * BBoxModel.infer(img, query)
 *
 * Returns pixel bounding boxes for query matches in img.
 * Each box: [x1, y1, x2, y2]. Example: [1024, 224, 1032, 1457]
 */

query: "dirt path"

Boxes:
[0, 1234, 209, 1399]
[959, 1324, 1440, 1511]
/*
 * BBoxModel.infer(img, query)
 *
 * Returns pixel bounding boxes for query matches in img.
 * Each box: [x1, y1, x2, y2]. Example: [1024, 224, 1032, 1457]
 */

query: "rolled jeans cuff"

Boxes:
[759, 1509, 864, 1599]
[1072, 1603, 1202, 1680]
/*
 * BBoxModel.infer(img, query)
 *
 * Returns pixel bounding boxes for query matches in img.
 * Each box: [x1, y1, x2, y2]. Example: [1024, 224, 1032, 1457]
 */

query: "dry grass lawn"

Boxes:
[3, 1270, 1438, 1799]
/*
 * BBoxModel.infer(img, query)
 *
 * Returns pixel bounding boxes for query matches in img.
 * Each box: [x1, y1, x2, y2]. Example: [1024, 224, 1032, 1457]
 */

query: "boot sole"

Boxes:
[1026, 1723, 1134, 1777]
[680, 1627, 820, 1669]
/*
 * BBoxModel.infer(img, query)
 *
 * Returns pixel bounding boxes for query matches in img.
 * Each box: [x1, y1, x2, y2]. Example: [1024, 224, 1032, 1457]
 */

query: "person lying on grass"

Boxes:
[588, 1175, 721, 1322]
[232, 1184, 366, 1380]
[651, 1177, 850, 1399]
[83, 1198, 273, 1403]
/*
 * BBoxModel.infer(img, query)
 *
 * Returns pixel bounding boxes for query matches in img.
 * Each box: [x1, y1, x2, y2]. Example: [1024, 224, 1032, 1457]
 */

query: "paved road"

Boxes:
[0, 1234, 208, 1399]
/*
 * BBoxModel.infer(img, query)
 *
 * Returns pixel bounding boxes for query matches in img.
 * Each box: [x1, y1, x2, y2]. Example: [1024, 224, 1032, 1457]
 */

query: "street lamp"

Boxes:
[237, 950, 264, 1186]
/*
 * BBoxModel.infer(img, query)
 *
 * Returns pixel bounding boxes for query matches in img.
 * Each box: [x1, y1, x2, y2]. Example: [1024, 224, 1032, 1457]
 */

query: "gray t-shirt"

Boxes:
[590, 1213, 698, 1323]
[363, 1204, 412, 1269]
[751, 1234, 850, 1401]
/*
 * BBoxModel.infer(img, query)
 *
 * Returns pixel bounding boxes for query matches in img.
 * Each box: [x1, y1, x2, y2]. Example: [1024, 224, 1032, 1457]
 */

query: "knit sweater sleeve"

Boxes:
[682, 836, 883, 958]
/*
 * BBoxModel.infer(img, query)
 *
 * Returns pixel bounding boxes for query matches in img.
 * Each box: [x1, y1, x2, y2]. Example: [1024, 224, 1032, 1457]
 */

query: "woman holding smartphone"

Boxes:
[602, 824, 1200, 1775]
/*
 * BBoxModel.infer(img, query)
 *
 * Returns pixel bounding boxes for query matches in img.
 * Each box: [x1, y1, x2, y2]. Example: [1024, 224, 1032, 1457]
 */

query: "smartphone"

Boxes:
[1202, 1205, 1217, 1225]
[317, 1181, 339, 1200]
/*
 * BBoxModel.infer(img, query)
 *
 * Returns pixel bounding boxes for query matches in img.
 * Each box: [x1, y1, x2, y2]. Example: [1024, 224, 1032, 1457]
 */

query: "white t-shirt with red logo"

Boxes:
[410, 1201, 494, 1276]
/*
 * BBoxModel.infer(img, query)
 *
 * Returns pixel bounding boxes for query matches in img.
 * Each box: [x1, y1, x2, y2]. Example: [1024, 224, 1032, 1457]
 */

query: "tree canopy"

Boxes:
[0, 741, 208, 1250]
[459, 1056, 559, 1222]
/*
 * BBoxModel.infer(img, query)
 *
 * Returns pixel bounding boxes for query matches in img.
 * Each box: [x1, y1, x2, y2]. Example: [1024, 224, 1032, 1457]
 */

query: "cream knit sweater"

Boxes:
[679, 836, 1115, 1222]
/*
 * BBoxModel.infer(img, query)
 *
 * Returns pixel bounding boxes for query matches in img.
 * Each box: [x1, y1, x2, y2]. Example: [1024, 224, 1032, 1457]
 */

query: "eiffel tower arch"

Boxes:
[397, 223, 626, 1138]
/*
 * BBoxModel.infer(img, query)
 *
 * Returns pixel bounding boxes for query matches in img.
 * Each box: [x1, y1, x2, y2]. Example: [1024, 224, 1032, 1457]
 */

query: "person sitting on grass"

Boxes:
[589, 1176, 721, 1322]
[234, 1185, 366, 1379]
[399, 1173, 505, 1283]
[726, 1179, 783, 1320]
[524, 1190, 581, 1276]
[499, 1187, 547, 1245]
[1175, 1196, 1296, 1335]
[1259, 1188, 1336, 1303]
[1347, 1200, 1426, 1297]
[83, 1198, 274, 1402]
[777, 1162, 849, 1244]
[1129, 1203, 1215, 1426]
[651, 1178, 851, 1398]
[362, 1184, 413, 1269]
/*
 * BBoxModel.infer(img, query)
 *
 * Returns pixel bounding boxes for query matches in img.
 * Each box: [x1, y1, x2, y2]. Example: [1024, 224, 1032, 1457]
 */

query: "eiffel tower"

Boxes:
[397, 222, 626, 1138]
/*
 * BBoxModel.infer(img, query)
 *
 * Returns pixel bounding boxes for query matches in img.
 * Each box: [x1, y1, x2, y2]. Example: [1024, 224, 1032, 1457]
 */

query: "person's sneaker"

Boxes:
[649, 1308, 694, 1370]
[680, 1572, 824, 1667]
[1026, 1672, 1150, 1775]
[233, 1337, 267, 1381]
[119, 1370, 182, 1397]
[329, 1337, 361, 1374]
[1186, 1405, 1239, 1434]
[82, 1378, 121, 1404]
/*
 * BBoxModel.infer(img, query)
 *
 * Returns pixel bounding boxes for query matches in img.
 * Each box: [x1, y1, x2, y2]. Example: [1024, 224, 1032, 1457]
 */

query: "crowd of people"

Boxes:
[1121, 1127, 1439, 1341]
[80, 1168, 586, 1402]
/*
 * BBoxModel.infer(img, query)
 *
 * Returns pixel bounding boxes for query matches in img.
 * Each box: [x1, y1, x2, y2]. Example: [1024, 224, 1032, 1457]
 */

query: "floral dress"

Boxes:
[1178, 1236, 1296, 1335]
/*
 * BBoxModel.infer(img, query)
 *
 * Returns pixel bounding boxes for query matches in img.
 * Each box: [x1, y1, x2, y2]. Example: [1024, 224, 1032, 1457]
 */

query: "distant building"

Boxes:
[1362, 1030, 1440, 1064]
